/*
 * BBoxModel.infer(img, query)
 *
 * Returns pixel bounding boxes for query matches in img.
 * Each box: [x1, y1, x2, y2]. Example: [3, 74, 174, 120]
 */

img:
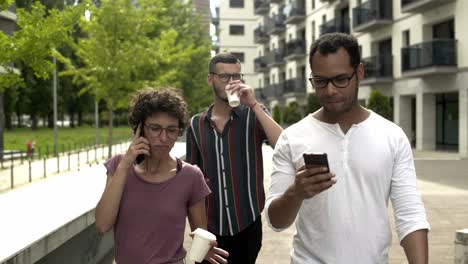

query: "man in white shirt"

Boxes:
[266, 33, 430, 264]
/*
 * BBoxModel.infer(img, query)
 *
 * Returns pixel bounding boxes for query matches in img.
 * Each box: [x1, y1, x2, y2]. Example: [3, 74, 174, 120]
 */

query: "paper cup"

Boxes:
[225, 89, 240, 107]
[188, 228, 217, 262]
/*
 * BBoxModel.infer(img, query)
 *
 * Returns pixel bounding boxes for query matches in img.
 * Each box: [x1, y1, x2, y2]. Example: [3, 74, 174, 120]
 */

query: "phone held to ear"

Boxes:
[303, 152, 329, 172]
[136, 123, 145, 164]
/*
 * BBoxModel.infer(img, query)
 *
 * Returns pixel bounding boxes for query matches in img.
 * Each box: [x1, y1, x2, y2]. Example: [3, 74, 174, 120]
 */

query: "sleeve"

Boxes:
[264, 132, 297, 232]
[188, 165, 211, 207]
[390, 128, 431, 242]
[103, 154, 123, 177]
[185, 125, 201, 166]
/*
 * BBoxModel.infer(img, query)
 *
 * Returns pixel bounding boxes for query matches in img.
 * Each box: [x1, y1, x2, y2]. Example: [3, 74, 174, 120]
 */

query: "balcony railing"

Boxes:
[285, 39, 306, 60]
[353, 0, 392, 32]
[320, 17, 350, 35]
[401, 0, 455, 13]
[254, 88, 268, 101]
[254, 56, 268, 73]
[254, 0, 270, 15]
[284, 78, 307, 94]
[285, 0, 306, 24]
[254, 27, 269, 44]
[266, 50, 286, 66]
[266, 14, 286, 35]
[401, 39, 457, 73]
[264, 84, 284, 99]
[362, 54, 393, 83]
[270, 0, 282, 3]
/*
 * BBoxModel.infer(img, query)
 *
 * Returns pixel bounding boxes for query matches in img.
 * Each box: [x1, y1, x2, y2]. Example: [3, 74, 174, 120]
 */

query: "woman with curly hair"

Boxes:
[95, 87, 228, 264]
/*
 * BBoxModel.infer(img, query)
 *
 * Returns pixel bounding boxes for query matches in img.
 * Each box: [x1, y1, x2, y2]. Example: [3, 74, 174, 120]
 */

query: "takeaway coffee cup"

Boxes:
[188, 228, 217, 262]
[225, 88, 240, 107]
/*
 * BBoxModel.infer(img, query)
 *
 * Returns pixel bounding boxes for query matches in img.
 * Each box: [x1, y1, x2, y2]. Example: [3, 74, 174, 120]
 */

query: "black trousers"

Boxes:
[201, 217, 263, 264]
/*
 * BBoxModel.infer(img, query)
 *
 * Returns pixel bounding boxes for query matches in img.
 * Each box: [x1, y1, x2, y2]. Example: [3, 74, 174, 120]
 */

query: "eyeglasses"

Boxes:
[144, 124, 180, 139]
[308, 71, 356, 89]
[210, 72, 244, 83]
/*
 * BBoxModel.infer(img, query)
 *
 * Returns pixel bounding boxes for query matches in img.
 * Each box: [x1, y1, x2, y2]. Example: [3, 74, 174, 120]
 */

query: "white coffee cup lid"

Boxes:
[192, 228, 217, 241]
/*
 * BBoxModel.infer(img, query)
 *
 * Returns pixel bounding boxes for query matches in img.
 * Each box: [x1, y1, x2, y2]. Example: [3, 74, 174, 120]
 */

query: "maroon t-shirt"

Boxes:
[104, 155, 211, 264]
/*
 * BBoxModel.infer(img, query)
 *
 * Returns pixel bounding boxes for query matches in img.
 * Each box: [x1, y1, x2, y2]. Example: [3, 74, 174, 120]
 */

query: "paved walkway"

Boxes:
[183, 147, 468, 264]
[2, 143, 466, 263]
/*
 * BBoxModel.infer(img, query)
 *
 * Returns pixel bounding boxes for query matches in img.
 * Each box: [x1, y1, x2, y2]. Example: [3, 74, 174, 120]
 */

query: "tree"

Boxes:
[0, 1, 83, 155]
[367, 89, 392, 120]
[283, 102, 303, 125]
[272, 105, 282, 124]
[66, 0, 212, 158]
[306, 93, 321, 114]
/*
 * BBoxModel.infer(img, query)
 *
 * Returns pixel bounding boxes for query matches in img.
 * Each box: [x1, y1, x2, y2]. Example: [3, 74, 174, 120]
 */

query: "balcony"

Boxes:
[284, 78, 307, 96]
[264, 84, 284, 99]
[401, 0, 455, 13]
[254, 0, 270, 15]
[361, 55, 393, 85]
[285, 0, 306, 24]
[254, 56, 269, 73]
[353, 0, 392, 32]
[254, 26, 269, 44]
[254, 88, 268, 101]
[211, 7, 219, 26]
[285, 39, 306, 60]
[401, 39, 457, 77]
[270, 0, 282, 3]
[266, 14, 286, 35]
[320, 17, 350, 35]
[266, 50, 286, 67]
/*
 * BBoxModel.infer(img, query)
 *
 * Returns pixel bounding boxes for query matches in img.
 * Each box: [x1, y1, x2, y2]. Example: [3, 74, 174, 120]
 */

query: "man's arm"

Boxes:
[250, 103, 283, 147]
[401, 229, 428, 264]
[185, 124, 200, 165]
[268, 166, 336, 229]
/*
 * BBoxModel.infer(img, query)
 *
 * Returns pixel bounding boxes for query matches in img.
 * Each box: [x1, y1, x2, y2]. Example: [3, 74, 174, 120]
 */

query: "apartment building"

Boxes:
[0, 5, 17, 75]
[249, 0, 468, 157]
[211, 0, 258, 86]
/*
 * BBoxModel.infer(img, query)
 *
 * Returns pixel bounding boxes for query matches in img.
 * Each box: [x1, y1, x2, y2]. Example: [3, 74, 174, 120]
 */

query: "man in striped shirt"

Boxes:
[186, 52, 283, 264]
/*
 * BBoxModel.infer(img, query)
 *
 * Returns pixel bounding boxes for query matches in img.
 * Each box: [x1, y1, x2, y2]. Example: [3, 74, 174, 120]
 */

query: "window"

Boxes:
[229, 25, 245, 35]
[402, 30, 410, 47]
[312, 0, 315, 10]
[230, 0, 244, 8]
[312, 21, 316, 42]
[231, 52, 245, 62]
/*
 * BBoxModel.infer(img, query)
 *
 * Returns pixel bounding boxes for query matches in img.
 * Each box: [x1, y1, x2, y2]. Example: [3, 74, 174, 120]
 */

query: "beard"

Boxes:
[212, 83, 229, 103]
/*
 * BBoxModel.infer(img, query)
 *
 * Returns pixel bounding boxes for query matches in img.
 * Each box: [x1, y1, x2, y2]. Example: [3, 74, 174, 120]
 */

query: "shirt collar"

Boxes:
[205, 104, 242, 121]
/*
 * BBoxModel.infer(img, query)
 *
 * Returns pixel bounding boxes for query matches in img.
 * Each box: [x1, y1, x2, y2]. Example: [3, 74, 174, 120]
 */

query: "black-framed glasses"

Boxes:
[210, 72, 244, 83]
[144, 124, 181, 139]
[308, 71, 357, 89]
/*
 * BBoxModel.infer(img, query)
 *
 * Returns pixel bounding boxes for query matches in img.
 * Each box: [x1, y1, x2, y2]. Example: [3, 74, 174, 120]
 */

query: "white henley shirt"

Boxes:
[265, 111, 430, 264]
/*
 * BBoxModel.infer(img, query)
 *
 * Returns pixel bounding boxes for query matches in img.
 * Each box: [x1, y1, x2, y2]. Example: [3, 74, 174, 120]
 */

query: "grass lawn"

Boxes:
[4, 126, 133, 156]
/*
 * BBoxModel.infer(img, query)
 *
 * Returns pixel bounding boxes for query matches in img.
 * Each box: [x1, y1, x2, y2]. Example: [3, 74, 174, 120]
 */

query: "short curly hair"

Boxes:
[128, 87, 189, 136]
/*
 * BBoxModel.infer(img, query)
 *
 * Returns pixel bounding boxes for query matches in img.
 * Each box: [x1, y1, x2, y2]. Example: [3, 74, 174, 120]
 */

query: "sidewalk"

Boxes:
[184, 146, 468, 264]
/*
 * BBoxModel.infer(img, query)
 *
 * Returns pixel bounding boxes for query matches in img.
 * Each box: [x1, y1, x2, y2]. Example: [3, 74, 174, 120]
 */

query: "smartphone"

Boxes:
[303, 152, 329, 172]
[135, 122, 145, 164]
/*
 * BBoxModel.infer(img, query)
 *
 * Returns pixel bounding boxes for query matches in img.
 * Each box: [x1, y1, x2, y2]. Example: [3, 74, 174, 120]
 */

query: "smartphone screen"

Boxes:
[303, 152, 329, 172]
[136, 123, 145, 164]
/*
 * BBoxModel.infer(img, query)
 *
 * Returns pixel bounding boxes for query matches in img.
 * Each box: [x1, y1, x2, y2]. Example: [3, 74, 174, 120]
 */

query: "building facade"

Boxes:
[211, 0, 258, 86]
[247, 0, 467, 157]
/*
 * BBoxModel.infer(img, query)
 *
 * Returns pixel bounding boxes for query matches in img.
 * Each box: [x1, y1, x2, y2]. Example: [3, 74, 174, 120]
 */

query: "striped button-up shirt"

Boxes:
[186, 105, 268, 236]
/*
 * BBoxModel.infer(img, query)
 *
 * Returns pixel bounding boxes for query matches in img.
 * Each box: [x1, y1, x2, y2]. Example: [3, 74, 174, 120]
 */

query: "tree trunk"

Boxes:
[47, 112, 53, 128]
[69, 110, 75, 128]
[0, 93, 5, 160]
[31, 112, 38, 130]
[108, 108, 113, 159]
[78, 111, 83, 127]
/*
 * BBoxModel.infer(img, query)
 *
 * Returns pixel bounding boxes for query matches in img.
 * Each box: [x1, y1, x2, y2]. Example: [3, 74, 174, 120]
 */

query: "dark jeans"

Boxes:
[201, 217, 263, 264]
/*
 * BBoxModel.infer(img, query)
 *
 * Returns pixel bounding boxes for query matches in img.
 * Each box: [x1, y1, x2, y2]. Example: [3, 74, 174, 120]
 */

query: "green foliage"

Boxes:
[306, 93, 321, 114]
[367, 89, 392, 120]
[272, 105, 282, 124]
[0, 0, 13, 10]
[283, 102, 303, 125]
[4, 126, 132, 155]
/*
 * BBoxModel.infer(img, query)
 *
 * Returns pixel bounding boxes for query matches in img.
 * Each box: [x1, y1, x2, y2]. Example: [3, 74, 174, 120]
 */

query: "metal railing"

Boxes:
[266, 14, 286, 35]
[285, 39, 306, 58]
[320, 17, 350, 35]
[352, 0, 392, 28]
[284, 78, 307, 94]
[254, 56, 268, 72]
[0, 141, 130, 192]
[266, 50, 286, 66]
[401, 39, 457, 72]
[254, 26, 269, 44]
[362, 54, 393, 79]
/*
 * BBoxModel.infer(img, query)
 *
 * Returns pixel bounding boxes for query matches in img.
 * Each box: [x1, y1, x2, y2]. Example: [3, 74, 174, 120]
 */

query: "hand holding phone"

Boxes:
[303, 152, 329, 172]
[135, 122, 146, 164]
